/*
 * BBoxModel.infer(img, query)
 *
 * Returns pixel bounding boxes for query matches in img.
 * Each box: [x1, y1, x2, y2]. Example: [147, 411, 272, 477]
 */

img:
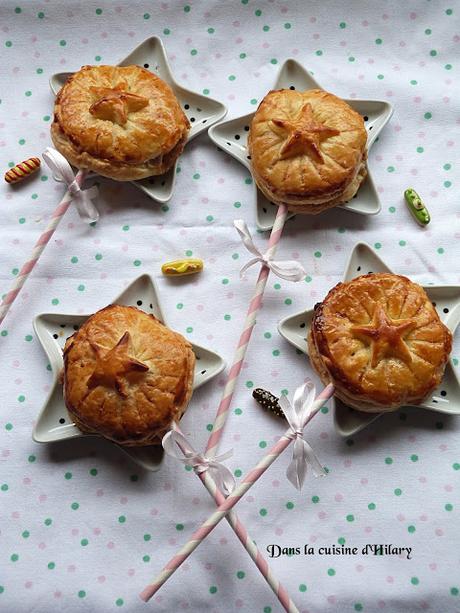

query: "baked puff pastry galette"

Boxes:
[63, 305, 195, 446]
[51, 65, 190, 181]
[308, 274, 452, 412]
[248, 89, 367, 214]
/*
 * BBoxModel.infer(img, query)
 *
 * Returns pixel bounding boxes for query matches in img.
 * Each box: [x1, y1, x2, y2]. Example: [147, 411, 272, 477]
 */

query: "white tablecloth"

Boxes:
[1, 1, 459, 611]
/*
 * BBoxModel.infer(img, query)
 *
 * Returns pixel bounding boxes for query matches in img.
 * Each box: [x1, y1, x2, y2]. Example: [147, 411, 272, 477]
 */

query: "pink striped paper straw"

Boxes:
[140, 384, 335, 602]
[0, 170, 87, 327]
[206, 203, 289, 458]
[173, 423, 299, 612]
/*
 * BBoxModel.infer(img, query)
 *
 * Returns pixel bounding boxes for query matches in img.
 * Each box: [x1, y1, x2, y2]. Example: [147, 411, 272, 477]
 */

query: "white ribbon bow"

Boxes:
[279, 382, 326, 490]
[42, 147, 99, 223]
[162, 430, 236, 495]
[234, 220, 306, 282]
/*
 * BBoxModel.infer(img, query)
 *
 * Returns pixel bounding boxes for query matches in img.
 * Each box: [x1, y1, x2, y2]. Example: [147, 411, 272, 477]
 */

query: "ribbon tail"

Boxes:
[286, 438, 307, 490]
[239, 257, 261, 278]
[208, 463, 236, 495]
[303, 439, 327, 478]
[74, 187, 100, 224]
[162, 430, 195, 463]
[269, 260, 306, 282]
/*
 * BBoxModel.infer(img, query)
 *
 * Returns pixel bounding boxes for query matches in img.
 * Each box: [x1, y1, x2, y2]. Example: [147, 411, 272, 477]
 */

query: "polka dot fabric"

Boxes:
[0, 1, 459, 612]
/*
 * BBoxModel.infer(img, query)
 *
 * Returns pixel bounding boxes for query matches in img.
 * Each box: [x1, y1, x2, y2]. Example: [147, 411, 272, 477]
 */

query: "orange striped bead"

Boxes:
[4, 157, 41, 184]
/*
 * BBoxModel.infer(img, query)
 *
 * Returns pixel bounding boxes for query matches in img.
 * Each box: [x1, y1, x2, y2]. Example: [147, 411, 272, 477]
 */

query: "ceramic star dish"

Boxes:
[33, 275, 226, 471]
[278, 243, 460, 436]
[50, 36, 227, 203]
[208, 59, 393, 230]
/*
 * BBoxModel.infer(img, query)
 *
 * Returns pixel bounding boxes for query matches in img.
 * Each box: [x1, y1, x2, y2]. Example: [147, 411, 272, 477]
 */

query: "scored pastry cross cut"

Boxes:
[87, 331, 149, 398]
[270, 102, 340, 162]
[351, 305, 418, 368]
[89, 82, 149, 126]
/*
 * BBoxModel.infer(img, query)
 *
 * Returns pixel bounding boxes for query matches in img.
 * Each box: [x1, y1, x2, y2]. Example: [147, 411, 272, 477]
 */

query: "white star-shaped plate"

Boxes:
[278, 242, 460, 436]
[208, 59, 393, 231]
[32, 274, 226, 471]
[50, 36, 227, 203]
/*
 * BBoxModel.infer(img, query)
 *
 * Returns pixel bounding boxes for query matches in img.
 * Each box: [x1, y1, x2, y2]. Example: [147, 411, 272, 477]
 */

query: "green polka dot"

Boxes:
[425, 28, 432, 35]
[234, 408, 242, 415]
[349, 56, 355, 62]
[193, 173, 200, 180]
[209, 586, 217, 594]
[389, 206, 396, 213]
[51, 298, 59, 305]
[236, 570, 245, 579]
[346, 514, 355, 522]
[133, 259, 142, 267]
[5, 423, 13, 431]
[284, 23, 292, 29]
[274, 283, 281, 290]
[312, 496, 320, 504]
[453, 462, 460, 470]
[71, 502, 79, 510]
[48, 562, 55, 569]
[28, 454, 35, 462]
[250, 98, 258, 105]
[175, 523, 184, 531]
[315, 50, 323, 56]
[143, 555, 150, 562]
[299, 584, 307, 592]
[118, 515, 126, 524]
[399, 240, 406, 247]
[246, 380, 254, 389]
[385, 457, 393, 465]
[143, 12, 150, 19]
[1, 484, 8, 492]
[446, 8, 453, 15]
[255, 9, 262, 16]
[259, 440, 267, 449]
[89, 468, 98, 476]
[95, 55, 101, 62]
[417, 146, 424, 153]
[410, 80, 417, 85]
[44, 518, 52, 526]
[430, 50, 437, 56]
[368, 502, 376, 510]
[272, 349, 280, 357]
[11, 554, 19, 562]
[327, 568, 336, 576]
[321, 406, 329, 414]
[115, 599, 124, 607]
[38, 12, 44, 18]
[263, 608, 272, 613]
[65, 472, 72, 480]
[203, 88, 210, 95]
[78, 590, 86, 598]
[314, 251, 322, 258]
[95, 8, 102, 14]
[377, 74, 384, 80]
[408, 525, 416, 533]
[445, 503, 453, 511]
[424, 112, 432, 120]
[284, 298, 292, 305]
[387, 166, 395, 173]
[43, 114, 50, 121]
[354, 605, 363, 612]
[70, 256, 79, 264]
[19, 138, 25, 145]
[445, 64, 452, 70]
[444, 180, 452, 188]
[239, 52, 247, 59]
[374, 242, 382, 249]
[263, 25, 269, 32]
[234, 469, 242, 478]
[394, 488, 402, 496]
[190, 49, 197, 56]
[338, 537, 346, 545]
[375, 38, 383, 44]
[25, 90, 32, 97]
[77, 284, 85, 292]
[305, 275, 312, 282]
[206, 423, 213, 432]
[206, 215, 214, 222]
[224, 314, 231, 321]
[245, 177, 252, 184]
[80, 538, 88, 546]
[5, 41, 12, 48]
[1, 329, 8, 337]
[163, 28, 170, 35]
[59, 40, 66, 47]
[451, 587, 459, 596]
[411, 577, 419, 586]
[22, 530, 29, 538]
[18, 395, 25, 403]
[259, 507, 268, 517]
[410, 454, 418, 462]
[286, 501, 294, 510]
[437, 247, 445, 254]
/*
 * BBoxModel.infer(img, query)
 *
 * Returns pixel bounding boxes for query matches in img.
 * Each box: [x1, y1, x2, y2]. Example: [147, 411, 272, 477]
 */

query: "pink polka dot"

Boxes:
[344, 459, 352, 467]
[54, 591, 62, 598]
[120, 496, 128, 505]
[335, 493, 343, 502]
[386, 576, 394, 583]
[97, 576, 106, 583]
[429, 563, 437, 571]
[12, 511, 20, 519]
[275, 527, 283, 536]
[235, 600, 244, 608]
[327, 596, 336, 604]
[356, 564, 364, 572]
[67, 565, 76, 573]
[272, 480, 280, 487]
[320, 432, 329, 440]
[365, 526, 373, 534]
[96, 489, 104, 497]
[246, 495, 254, 503]
[107, 541, 115, 549]
[23, 477, 31, 485]
[39, 494, 47, 503]
[397, 514, 405, 521]
[435, 528, 443, 536]
[93, 528, 101, 535]
[378, 601, 386, 609]
[24, 581, 33, 589]
[444, 484, 453, 492]
[128, 568, 135, 576]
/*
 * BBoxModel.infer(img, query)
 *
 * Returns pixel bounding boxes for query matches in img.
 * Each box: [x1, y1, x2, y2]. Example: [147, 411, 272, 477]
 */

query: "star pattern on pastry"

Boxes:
[86, 331, 149, 398]
[89, 83, 149, 126]
[351, 304, 418, 368]
[270, 102, 340, 162]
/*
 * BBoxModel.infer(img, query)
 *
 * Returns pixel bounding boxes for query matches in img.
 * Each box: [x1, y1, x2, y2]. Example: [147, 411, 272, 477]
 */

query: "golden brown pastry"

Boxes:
[308, 274, 452, 412]
[248, 89, 367, 214]
[51, 65, 190, 181]
[63, 305, 195, 445]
